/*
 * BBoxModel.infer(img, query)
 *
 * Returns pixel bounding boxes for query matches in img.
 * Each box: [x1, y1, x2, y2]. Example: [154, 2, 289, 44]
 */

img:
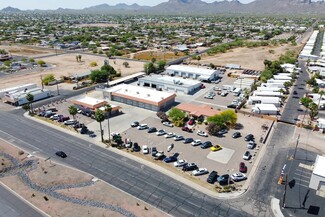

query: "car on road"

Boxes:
[131, 121, 139, 127]
[232, 132, 241, 138]
[217, 174, 229, 185]
[163, 153, 178, 163]
[293, 90, 298, 95]
[137, 124, 148, 130]
[165, 132, 176, 138]
[182, 126, 193, 132]
[142, 145, 149, 154]
[64, 120, 77, 125]
[156, 129, 166, 136]
[200, 141, 212, 149]
[192, 168, 209, 176]
[245, 134, 255, 141]
[133, 143, 140, 152]
[147, 127, 157, 133]
[162, 121, 174, 127]
[55, 151, 67, 158]
[210, 145, 222, 152]
[247, 141, 256, 149]
[191, 140, 202, 146]
[239, 162, 247, 173]
[243, 151, 251, 160]
[197, 130, 208, 137]
[207, 171, 218, 184]
[151, 147, 158, 156]
[182, 163, 198, 171]
[183, 138, 194, 144]
[231, 173, 247, 182]
[173, 159, 188, 167]
[174, 135, 184, 141]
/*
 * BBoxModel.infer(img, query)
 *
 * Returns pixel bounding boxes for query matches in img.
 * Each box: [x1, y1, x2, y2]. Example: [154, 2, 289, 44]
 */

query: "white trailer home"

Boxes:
[251, 104, 279, 115]
[3, 88, 52, 106]
[261, 83, 285, 88]
[267, 79, 291, 84]
[273, 75, 292, 80]
[253, 91, 283, 98]
[0, 83, 37, 98]
[257, 86, 283, 92]
[248, 96, 282, 107]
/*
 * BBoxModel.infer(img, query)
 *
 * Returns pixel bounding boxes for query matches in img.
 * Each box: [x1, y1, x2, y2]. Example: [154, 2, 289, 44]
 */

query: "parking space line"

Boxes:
[293, 172, 311, 179]
[295, 182, 309, 188]
[295, 168, 312, 175]
[293, 177, 310, 183]
[298, 163, 313, 171]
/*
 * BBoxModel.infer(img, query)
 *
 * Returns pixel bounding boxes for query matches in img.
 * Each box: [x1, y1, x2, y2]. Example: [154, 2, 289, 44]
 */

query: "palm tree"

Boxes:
[104, 104, 112, 144]
[68, 105, 78, 120]
[95, 109, 105, 142]
[26, 93, 34, 114]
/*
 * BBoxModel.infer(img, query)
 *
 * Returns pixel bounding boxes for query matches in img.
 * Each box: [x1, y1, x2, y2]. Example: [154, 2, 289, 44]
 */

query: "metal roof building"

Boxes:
[166, 65, 219, 82]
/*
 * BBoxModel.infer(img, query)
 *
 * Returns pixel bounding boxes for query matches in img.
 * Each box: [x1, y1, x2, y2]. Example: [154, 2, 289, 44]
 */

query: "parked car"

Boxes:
[133, 143, 141, 152]
[207, 171, 218, 184]
[191, 139, 202, 146]
[89, 133, 96, 138]
[182, 126, 193, 132]
[137, 124, 148, 130]
[156, 129, 166, 136]
[174, 135, 184, 141]
[247, 141, 256, 149]
[167, 143, 174, 152]
[212, 79, 221, 84]
[221, 91, 228, 97]
[131, 121, 139, 127]
[188, 119, 195, 125]
[173, 159, 188, 167]
[217, 174, 230, 185]
[192, 168, 209, 176]
[231, 173, 247, 182]
[245, 134, 255, 141]
[210, 145, 222, 152]
[213, 87, 221, 91]
[200, 141, 212, 149]
[197, 130, 208, 137]
[163, 153, 178, 163]
[182, 163, 198, 171]
[64, 120, 77, 125]
[55, 151, 67, 158]
[165, 132, 176, 138]
[154, 152, 166, 160]
[50, 114, 63, 120]
[58, 116, 70, 122]
[204, 95, 214, 99]
[239, 162, 247, 173]
[125, 140, 133, 148]
[142, 145, 149, 154]
[227, 104, 237, 109]
[151, 147, 158, 157]
[243, 151, 251, 160]
[183, 138, 194, 144]
[216, 129, 228, 136]
[232, 132, 241, 138]
[162, 121, 174, 127]
[147, 127, 157, 133]
[80, 127, 88, 134]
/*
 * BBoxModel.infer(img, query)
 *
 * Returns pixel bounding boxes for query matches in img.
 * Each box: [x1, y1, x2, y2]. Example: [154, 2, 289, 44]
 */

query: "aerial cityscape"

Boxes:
[0, 0, 325, 217]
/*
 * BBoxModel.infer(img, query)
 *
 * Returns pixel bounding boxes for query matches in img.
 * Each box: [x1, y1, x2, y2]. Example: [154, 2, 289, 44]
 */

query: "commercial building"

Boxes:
[72, 96, 120, 115]
[309, 155, 325, 195]
[3, 88, 51, 106]
[176, 103, 220, 119]
[166, 65, 219, 82]
[138, 75, 202, 94]
[103, 84, 176, 112]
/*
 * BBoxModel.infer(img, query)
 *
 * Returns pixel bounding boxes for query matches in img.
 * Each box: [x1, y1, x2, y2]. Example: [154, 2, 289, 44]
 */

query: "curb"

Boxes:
[271, 198, 285, 217]
[24, 112, 249, 200]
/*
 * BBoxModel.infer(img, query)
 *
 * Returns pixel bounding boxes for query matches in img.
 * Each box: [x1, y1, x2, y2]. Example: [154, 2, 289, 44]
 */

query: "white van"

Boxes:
[137, 124, 148, 130]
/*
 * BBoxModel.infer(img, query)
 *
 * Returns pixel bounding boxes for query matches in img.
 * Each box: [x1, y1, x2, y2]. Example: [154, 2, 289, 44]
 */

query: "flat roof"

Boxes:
[313, 155, 325, 178]
[253, 104, 279, 110]
[167, 65, 217, 76]
[249, 96, 281, 103]
[139, 75, 201, 87]
[106, 84, 176, 104]
[109, 72, 145, 86]
[73, 96, 106, 106]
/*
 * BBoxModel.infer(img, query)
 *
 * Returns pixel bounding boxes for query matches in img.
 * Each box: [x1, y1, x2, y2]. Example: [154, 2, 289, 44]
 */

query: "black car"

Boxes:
[183, 138, 194, 144]
[293, 90, 298, 95]
[182, 163, 198, 171]
[217, 174, 230, 185]
[147, 127, 157, 133]
[227, 104, 237, 109]
[245, 134, 255, 141]
[133, 142, 141, 152]
[216, 129, 228, 137]
[131, 121, 139, 127]
[80, 126, 88, 134]
[200, 141, 212, 149]
[207, 171, 218, 184]
[55, 151, 67, 158]
[232, 132, 241, 138]
[151, 147, 158, 157]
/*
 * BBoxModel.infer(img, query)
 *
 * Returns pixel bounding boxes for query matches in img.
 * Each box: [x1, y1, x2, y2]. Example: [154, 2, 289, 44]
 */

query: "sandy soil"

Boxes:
[200, 44, 303, 71]
[0, 53, 145, 90]
[0, 139, 167, 217]
[0, 45, 62, 57]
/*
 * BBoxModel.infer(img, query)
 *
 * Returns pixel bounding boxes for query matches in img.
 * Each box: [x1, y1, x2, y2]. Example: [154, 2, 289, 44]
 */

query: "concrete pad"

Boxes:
[207, 148, 234, 164]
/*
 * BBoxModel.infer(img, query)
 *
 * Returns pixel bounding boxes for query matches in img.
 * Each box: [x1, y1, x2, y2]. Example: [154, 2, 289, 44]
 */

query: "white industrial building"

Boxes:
[166, 65, 219, 82]
[0, 83, 37, 98]
[3, 88, 51, 106]
[251, 104, 279, 115]
[309, 155, 325, 195]
[248, 96, 282, 107]
[138, 75, 201, 94]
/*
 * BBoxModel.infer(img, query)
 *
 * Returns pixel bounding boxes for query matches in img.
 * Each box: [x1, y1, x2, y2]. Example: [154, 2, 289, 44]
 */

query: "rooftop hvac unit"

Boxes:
[125, 89, 128, 92]
[136, 91, 139, 94]
[147, 94, 150, 97]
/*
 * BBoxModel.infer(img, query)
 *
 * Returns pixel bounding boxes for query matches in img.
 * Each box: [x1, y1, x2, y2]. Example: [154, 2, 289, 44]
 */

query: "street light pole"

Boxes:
[56, 83, 60, 95]
[293, 134, 300, 159]
[282, 174, 288, 208]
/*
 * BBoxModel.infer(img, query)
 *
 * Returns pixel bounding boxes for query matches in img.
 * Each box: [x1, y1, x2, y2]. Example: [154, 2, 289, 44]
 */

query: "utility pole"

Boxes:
[293, 134, 300, 159]
[56, 83, 60, 95]
[282, 174, 288, 208]
[40, 75, 44, 89]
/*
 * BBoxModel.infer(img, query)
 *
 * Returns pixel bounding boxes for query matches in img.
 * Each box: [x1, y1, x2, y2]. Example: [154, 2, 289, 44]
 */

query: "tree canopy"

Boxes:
[168, 108, 185, 122]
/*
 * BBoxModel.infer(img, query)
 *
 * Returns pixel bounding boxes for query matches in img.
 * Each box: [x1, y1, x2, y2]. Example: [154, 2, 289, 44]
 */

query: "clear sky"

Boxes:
[1, 0, 255, 10]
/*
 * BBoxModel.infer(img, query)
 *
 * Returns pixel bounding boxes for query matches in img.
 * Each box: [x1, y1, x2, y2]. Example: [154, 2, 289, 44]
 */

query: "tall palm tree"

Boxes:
[26, 93, 34, 114]
[95, 109, 105, 142]
[104, 104, 112, 144]
[68, 105, 78, 120]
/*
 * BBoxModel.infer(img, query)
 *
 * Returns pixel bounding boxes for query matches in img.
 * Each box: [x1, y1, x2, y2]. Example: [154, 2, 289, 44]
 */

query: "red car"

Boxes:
[201, 84, 206, 89]
[182, 126, 193, 132]
[188, 119, 195, 125]
[239, 162, 247, 173]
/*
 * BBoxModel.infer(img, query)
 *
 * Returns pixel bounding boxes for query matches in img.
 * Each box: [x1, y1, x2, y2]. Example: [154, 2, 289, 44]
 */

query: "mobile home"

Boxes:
[248, 96, 281, 107]
[251, 104, 279, 115]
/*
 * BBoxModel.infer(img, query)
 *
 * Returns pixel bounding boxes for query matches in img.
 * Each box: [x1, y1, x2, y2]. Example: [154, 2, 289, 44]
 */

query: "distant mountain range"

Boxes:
[1, 0, 325, 15]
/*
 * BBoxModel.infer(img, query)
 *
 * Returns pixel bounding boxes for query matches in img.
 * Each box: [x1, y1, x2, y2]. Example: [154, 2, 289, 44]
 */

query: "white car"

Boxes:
[191, 140, 202, 146]
[173, 159, 187, 167]
[64, 120, 77, 125]
[50, 114, 61, 120]
[174, 135, 184, 141]
[162, 121, 174, 127]
[156, 129, 166, 136]
[164, 132, 176, 138]
[192, 168, 209, 176]
[137, 124, 148, 130]
[142, 145, 149, 154]
[247, 141, 256, 149]
[197, 130, 208, 137]
[231, 172, 247, 182]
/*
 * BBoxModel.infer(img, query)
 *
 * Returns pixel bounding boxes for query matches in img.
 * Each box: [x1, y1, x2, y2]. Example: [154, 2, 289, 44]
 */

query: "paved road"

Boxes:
[0, 184, 45, 217]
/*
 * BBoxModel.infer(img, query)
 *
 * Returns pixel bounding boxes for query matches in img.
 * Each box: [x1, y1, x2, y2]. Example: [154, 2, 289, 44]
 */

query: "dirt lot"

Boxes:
[200, 44, 303, 71]
[0, 45, 61, 57]
[0, 139, 167, 217]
